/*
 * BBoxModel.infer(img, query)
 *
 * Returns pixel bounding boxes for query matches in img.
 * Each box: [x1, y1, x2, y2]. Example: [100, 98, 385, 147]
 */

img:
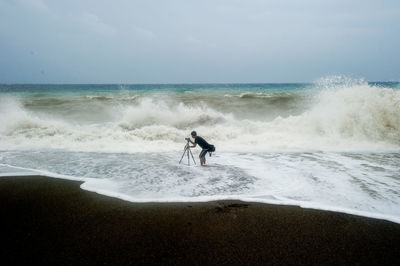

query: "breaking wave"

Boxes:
[0, 78, 399, 152]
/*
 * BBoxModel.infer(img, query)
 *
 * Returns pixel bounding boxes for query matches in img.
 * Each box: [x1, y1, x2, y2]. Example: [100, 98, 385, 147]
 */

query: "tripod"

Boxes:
[179, 139, 196, 166]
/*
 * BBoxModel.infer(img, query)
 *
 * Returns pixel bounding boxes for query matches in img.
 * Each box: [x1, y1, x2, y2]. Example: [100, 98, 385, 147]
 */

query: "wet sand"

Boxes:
[1, 175, 400, 265]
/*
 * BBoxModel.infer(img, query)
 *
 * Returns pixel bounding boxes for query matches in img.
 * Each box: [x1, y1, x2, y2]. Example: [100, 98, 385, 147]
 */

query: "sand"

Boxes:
[1, 175, 399, 265]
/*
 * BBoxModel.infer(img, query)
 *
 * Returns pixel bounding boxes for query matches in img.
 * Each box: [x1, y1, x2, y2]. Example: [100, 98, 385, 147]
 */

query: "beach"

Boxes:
[1, 0, 399, 264]
[1, 175, 399, 265]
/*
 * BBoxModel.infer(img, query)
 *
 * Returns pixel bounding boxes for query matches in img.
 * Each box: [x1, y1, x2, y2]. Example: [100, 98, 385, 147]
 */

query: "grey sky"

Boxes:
[0, 0, 399, 83]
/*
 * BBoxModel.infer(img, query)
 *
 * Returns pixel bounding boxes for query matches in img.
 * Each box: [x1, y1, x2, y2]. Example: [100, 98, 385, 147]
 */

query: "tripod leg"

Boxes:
[189, 148, 196, 165]
[188, 147, 190, 166]
[179, 146, 188, 164]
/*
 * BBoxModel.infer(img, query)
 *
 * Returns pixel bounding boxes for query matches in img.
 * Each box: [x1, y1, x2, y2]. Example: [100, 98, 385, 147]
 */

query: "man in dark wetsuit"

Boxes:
[188, 131, 214, 166]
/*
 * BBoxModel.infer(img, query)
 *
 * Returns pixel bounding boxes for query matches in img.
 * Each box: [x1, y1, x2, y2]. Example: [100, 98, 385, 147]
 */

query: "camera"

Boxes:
[185, 137, 190, 141]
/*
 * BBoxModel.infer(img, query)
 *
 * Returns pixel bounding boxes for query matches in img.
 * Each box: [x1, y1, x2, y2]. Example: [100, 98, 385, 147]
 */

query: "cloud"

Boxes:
[134, 27, 156, 39]
[184, 36, 202, 45]
[18, 0, 49, 11]
[0, 0, 52, 14]
[80, 13, 116, 36]
[0, 0, 399, 83]
[184, 36, 217, 49]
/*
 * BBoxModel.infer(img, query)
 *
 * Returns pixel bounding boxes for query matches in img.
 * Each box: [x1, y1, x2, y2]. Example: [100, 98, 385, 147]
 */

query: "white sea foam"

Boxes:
[0, 82, 399, 152]
[1, 151, 399, 223]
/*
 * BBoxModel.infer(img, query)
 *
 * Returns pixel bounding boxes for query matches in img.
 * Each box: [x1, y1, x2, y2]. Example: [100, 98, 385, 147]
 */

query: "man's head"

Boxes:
[191, 131, 197, 138]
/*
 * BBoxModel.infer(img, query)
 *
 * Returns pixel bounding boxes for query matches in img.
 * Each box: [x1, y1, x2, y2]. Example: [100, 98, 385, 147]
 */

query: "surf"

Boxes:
[1, 79, 399, 152]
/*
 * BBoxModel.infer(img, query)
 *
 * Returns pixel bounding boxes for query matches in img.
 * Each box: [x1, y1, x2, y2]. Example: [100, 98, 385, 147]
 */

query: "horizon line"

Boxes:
[0, 80, 399, 86]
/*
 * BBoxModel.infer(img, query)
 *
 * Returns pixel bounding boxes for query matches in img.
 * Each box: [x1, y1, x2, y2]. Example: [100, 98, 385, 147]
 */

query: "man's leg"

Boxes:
[199, 149, 208, 166]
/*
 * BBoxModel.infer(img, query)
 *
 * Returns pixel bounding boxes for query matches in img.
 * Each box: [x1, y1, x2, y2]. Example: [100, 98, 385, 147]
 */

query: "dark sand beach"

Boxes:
[1, 176, 400, 265]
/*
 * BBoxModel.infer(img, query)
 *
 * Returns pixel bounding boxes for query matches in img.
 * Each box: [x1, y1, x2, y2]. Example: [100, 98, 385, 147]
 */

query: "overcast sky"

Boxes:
[0, 0, 399, 83]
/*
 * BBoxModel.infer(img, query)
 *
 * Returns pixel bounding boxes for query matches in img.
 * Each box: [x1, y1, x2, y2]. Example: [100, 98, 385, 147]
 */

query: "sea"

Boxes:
[1, 76, 400, 223]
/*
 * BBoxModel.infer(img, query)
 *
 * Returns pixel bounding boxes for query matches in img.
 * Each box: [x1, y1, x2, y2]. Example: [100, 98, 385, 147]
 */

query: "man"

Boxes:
[188, 131, 215, 166]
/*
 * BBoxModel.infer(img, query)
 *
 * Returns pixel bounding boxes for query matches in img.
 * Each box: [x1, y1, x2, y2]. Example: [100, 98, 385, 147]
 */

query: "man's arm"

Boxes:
[188, 139, 196, 148]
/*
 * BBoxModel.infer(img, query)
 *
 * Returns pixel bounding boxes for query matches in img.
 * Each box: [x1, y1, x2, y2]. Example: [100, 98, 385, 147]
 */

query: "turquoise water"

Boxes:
[0, 83, 311, 93]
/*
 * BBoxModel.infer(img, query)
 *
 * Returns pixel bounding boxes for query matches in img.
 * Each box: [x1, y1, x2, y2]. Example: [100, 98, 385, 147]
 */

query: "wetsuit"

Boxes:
[194, 136, 213, 158]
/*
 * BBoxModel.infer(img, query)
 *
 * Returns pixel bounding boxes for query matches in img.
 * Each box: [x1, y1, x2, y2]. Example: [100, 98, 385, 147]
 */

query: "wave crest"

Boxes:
[0, 81, 399, 152]
[118, 98, 231, 129]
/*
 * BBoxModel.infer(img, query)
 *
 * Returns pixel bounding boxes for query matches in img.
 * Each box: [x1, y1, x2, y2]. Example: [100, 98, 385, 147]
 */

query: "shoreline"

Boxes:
[4, 169, 399, 224]
[1, 175, 400, 265]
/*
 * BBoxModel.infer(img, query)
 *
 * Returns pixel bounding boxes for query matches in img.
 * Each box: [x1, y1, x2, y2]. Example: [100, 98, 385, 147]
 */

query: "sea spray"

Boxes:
[1, 80, 399, 152]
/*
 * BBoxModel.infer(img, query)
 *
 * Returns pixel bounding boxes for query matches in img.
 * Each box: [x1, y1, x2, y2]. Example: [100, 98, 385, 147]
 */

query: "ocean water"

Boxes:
[1, 76, 400, 223]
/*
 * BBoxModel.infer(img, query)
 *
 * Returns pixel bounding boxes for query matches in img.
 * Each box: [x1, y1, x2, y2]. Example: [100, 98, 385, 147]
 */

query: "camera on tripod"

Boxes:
[179, 137, 196, 165]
